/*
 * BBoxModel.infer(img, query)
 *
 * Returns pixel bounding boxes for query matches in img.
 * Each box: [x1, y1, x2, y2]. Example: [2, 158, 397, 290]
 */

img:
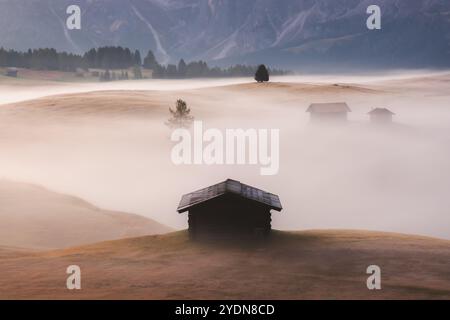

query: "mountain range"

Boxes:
[0, 0, 449, 70]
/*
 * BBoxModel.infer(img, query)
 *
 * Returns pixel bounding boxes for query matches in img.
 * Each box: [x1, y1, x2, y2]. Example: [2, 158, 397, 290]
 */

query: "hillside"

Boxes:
[0, 230, 449, 299]
[0, 180, 172, 249]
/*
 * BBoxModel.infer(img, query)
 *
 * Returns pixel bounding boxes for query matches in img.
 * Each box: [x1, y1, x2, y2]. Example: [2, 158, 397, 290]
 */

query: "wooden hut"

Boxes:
[177, 179, 282, 240]
[368, 108, 395, 124]
[306, 102, 351, 122]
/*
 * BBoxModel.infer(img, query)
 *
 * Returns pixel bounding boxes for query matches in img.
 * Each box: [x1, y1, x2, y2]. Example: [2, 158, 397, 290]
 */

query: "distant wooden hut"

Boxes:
[368, 108, 395, 124]
[177, 179, 282, 240]
[6, 67, 18, 77]
[306, 102, 351, 122]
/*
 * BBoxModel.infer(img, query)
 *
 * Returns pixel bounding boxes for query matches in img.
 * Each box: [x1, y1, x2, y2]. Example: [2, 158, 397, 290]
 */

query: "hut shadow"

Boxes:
[189, 230, 321, 251]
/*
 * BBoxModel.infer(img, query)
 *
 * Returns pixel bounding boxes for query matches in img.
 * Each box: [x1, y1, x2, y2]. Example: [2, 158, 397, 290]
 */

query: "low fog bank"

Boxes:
[2, 70, 448, 105]
[0, 72, 449, 240]
[0, 78, 252, 105]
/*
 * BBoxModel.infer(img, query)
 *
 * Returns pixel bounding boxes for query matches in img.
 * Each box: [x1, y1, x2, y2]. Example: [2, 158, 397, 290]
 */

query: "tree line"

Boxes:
[0, 46, 289, 79]
[0, 48, 83, 72]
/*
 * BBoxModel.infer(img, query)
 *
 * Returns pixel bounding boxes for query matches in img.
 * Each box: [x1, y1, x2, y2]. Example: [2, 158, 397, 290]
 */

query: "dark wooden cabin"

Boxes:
[368, 108, 395, 124]
[177, 179, 282, 240]
[306, 102, 351, 123]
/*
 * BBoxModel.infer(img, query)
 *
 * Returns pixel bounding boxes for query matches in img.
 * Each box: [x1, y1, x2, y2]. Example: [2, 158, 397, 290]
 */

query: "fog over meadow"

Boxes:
[0, 72, 449, 239]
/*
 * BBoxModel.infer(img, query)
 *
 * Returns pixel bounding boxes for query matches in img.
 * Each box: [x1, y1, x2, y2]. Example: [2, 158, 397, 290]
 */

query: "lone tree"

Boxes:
[255, 64, 269, 83]
[166, 99, 194, 128]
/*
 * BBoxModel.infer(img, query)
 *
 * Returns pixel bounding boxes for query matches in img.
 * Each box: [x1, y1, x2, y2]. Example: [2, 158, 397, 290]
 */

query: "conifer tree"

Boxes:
[254, 64, 270, 82]
[166, 99, 194, 128]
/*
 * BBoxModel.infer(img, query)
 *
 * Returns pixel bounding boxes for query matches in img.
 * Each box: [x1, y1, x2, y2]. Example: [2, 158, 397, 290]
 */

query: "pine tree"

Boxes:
[177, 59, 187, 78]
[143, 50, 157, 70]
[133, 65, 143, 79]
[166, 99, 194, 129]
[254, 64, 269, 82]
[166, 64, 178, 78]
[134, 50, 142, 66]
[152, 64, 166, 79]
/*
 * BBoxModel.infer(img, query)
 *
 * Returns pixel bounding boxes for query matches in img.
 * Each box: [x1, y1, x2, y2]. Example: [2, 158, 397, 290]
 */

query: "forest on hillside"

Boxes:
[0, 46, 289, 79]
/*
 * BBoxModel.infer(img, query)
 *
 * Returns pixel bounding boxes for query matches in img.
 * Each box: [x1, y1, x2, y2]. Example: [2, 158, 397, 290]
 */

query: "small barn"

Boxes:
[306, 102, 351, 122]
[368, 108, 395, 124]
[6, 67, 18, 77]
[177, 179, 282, 240]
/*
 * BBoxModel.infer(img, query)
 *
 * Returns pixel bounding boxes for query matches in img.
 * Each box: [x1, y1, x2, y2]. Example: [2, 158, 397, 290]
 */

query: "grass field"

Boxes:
[0, 230, 449, 300]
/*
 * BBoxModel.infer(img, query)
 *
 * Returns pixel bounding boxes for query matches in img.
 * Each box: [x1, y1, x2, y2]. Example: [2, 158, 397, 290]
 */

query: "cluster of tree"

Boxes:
[0, 48, 82, 71]
[0, 46, 140, 71]
[0, 46, 288, 79]
[144, 52, 287, 79]
[98, 66, 142, 82]
[84, 47, 141, 70]
[99, 70, 129, 82]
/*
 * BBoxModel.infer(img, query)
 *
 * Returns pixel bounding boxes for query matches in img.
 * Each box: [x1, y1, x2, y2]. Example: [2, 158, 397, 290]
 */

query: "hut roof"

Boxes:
[368, 108, 395, 115]
[177, 179, 282, 213]
[306, 102, 351, 113]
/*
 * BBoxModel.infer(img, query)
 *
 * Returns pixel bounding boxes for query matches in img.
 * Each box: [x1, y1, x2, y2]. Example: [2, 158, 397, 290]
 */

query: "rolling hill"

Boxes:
[0, 180, 172, 249]
[0, 230, 449, 299]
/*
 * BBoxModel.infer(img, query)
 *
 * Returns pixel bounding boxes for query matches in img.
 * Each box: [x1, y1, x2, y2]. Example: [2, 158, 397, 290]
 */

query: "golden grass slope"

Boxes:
[0, 230, 448, 300]
[0, 180, 172, 250]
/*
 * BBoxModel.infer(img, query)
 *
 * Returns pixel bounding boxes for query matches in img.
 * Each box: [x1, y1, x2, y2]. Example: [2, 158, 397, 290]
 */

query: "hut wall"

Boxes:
[370, 114, 393, 123]
[311, 112, 348, 122]
[188, 195, 272, 240]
